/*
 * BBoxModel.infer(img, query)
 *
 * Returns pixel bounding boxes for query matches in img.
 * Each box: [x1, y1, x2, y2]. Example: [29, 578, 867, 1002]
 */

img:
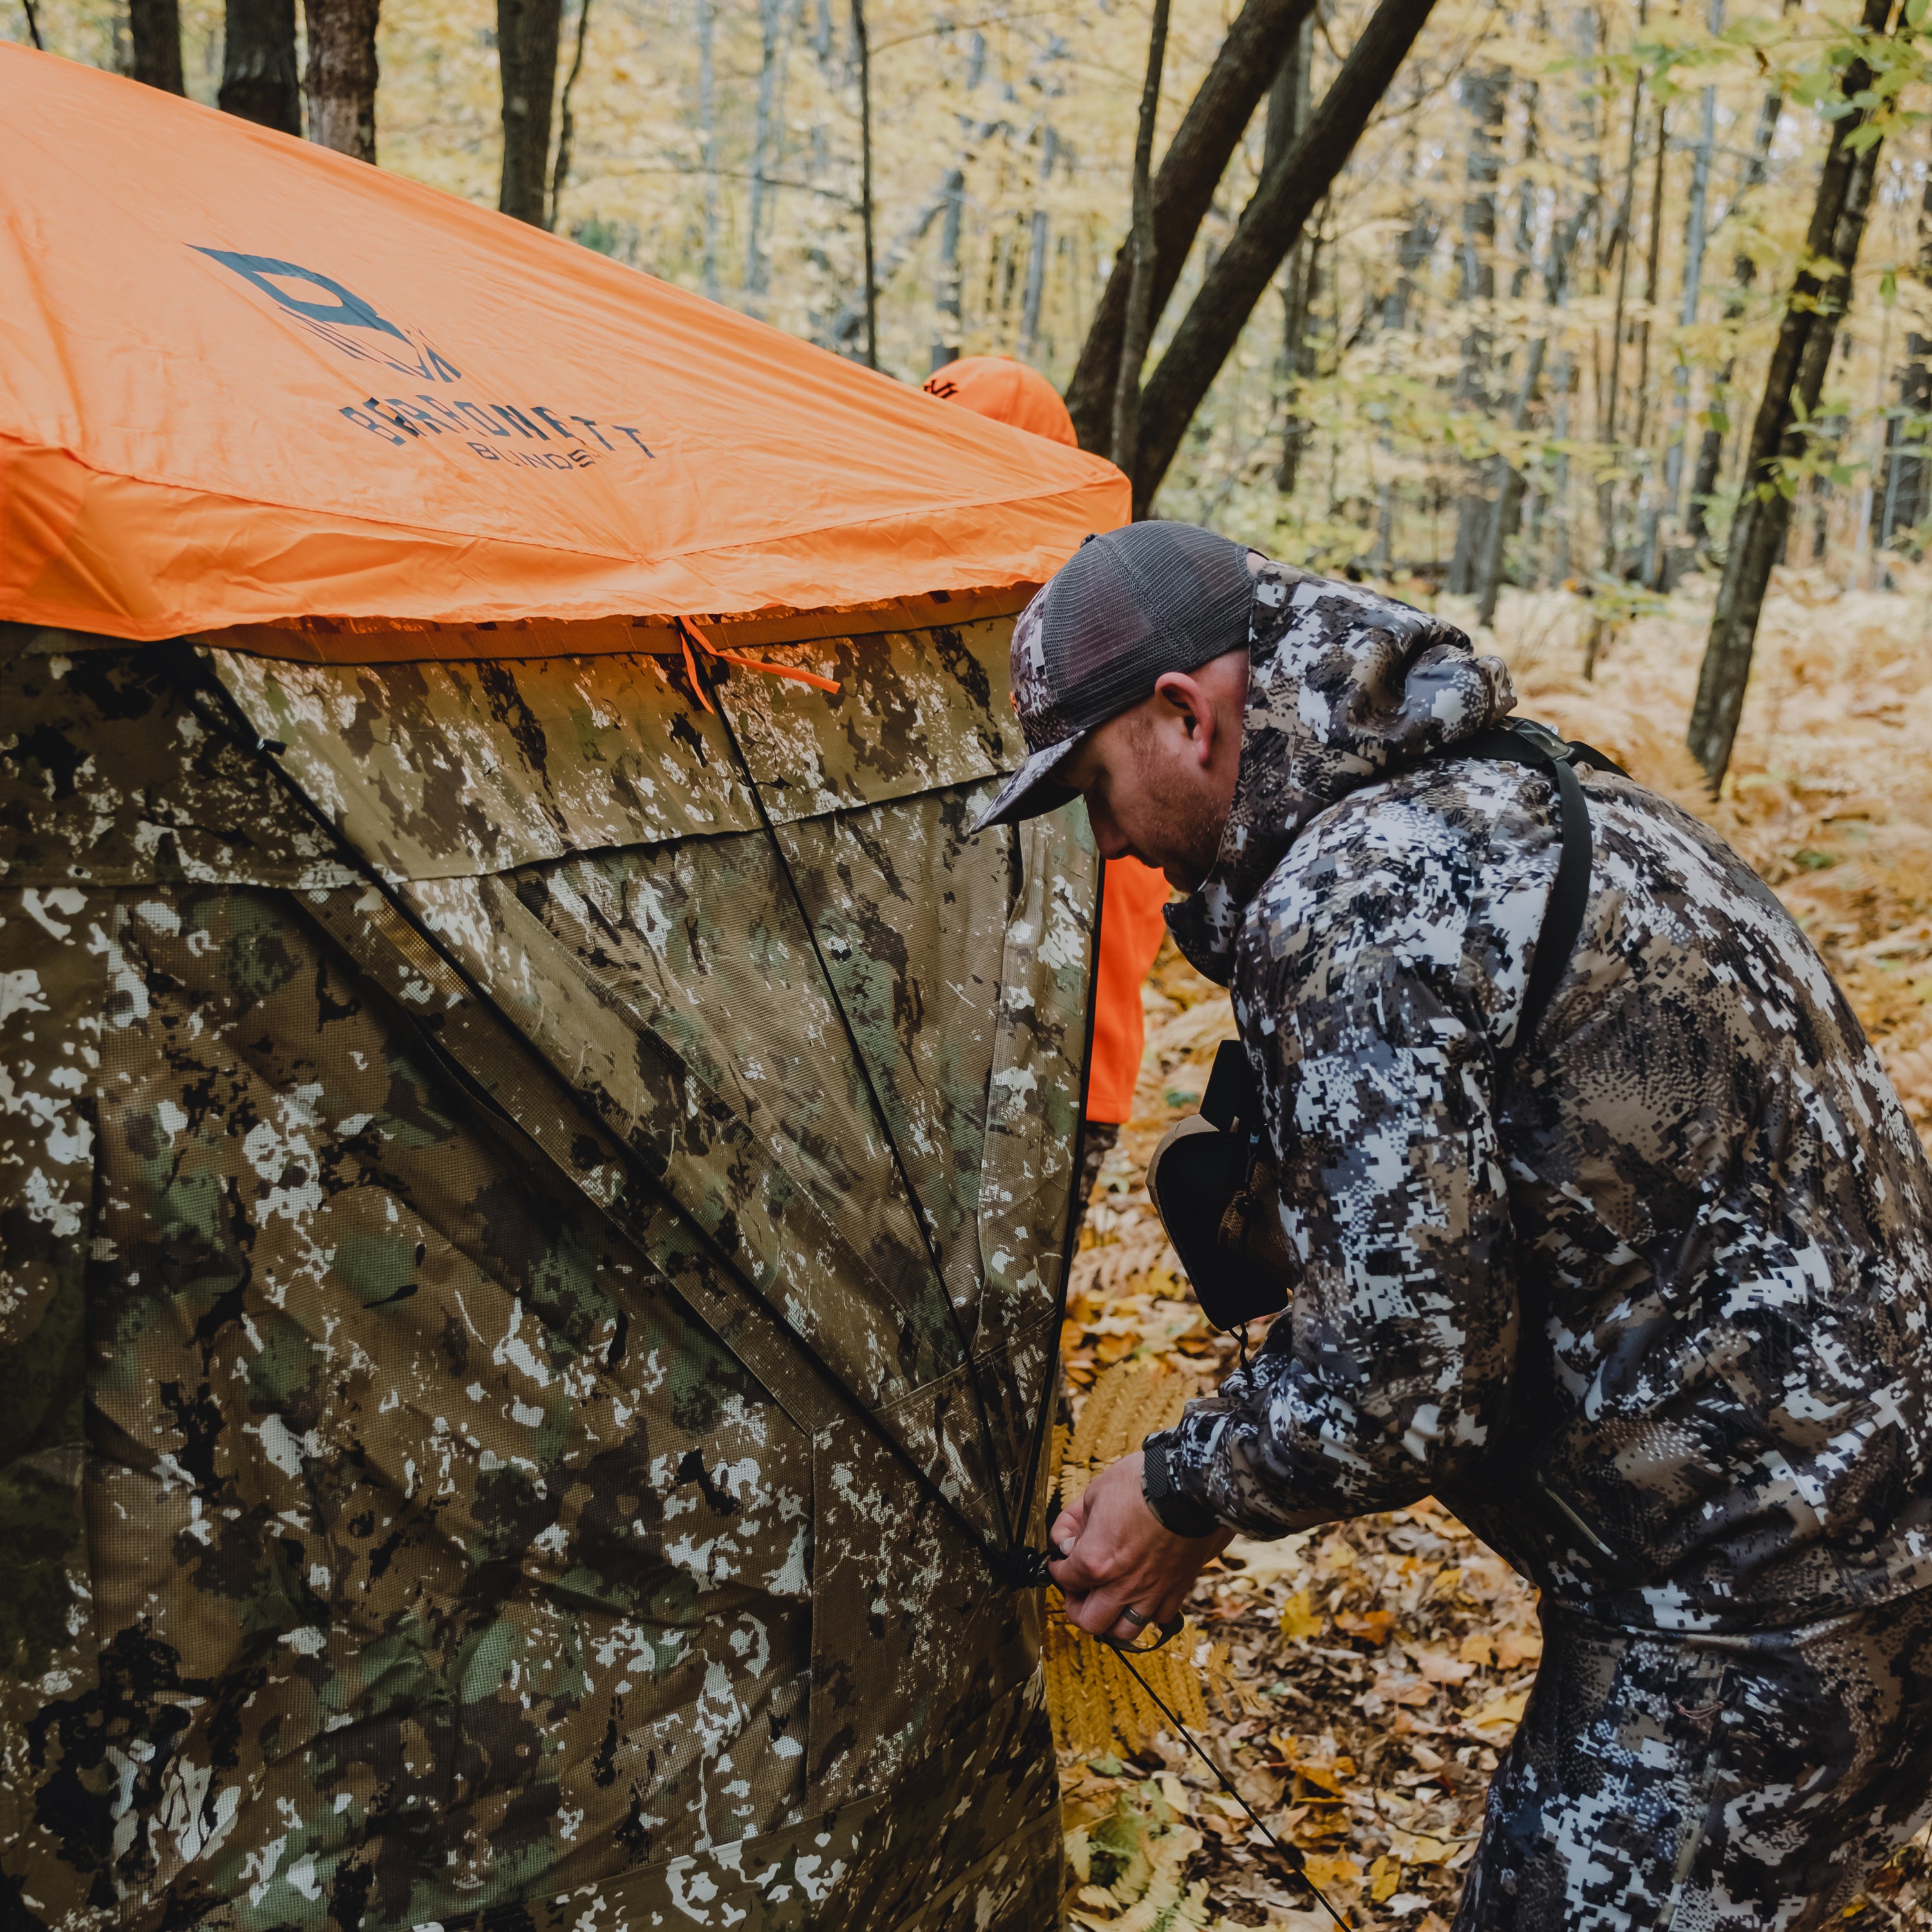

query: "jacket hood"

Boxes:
[1166, 562, 1515, 985]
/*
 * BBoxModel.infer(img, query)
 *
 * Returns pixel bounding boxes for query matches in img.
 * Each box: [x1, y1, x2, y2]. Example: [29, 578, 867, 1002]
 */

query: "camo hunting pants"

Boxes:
[1455, 1591, 1932, 1931]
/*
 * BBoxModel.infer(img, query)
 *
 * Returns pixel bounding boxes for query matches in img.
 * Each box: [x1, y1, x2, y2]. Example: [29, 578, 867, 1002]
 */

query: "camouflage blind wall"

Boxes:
[0, 615, 1099, 1932]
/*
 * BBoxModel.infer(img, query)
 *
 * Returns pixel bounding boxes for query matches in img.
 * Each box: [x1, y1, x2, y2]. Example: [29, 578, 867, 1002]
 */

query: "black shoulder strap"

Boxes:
[1453, 717, 1624, 1079]
[1200, 717, 1624, 1122]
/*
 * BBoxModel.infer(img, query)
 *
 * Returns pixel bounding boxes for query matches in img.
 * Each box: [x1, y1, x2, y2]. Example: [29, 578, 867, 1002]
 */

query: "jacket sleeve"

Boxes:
[1144, 775, 1555, 1539]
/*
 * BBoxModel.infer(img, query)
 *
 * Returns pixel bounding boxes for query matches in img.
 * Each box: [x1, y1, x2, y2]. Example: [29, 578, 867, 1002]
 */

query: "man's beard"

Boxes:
[1142, 761, 1229, 892]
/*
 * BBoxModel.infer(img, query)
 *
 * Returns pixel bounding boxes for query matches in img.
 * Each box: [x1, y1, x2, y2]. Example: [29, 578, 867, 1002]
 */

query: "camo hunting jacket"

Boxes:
[1143, 564, 1932, 1634]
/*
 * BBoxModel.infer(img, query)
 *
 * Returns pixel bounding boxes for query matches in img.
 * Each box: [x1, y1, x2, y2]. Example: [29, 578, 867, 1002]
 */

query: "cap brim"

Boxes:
[967, 734, 1084, 833]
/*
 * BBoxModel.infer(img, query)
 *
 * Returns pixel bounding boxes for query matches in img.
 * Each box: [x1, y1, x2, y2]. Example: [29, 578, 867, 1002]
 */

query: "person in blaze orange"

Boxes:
[923, 356, 1171, 1204]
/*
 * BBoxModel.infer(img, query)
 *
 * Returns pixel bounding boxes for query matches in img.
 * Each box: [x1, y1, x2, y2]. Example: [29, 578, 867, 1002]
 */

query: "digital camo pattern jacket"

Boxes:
[0, 620, 1095, 1932]
[1144, 563, 1932, 1635]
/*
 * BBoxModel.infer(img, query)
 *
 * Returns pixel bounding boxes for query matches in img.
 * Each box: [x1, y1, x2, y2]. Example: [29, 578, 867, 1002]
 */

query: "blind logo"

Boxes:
[192, 246, 654, 471]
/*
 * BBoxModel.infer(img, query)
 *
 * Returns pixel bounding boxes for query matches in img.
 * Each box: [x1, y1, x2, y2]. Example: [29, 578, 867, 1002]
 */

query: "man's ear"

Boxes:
[1152, 671, 1215, 763]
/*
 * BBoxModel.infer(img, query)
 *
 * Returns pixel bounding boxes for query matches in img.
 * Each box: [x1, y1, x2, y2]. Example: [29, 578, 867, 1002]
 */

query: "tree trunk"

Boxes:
[1062, 0, 1318, 454]
[129, 0, 185, 91]
[1687, 0, 1895, 784]
[1269, 13, 1316, 493]
[220, 0, 301, 133]
[1473, 337, 1545, 625]
[852, 0, 877, 367]
[1597, 70, 1644, 567]
[1447, 64, 1508, 596]
[1276, 227, 1321, 494]
[498, 0, 562, 226]
[1651, 0, 1719, 586]
[1112, 0, 1171, 498]
[1686, 80, 1782, 552]
[697, 0, 721, 293]
[1621, 97, 1667, 574]
[744, 0, 786, 306]
[1627, 100, 1667, 457]
[549, 0, 592, 229]
[1020, 126, 1059, 360]
[1473, 195, 1593, 623]
[931, 169, 965, 373]
[932, 41, 989, 374]
[303, 0, 379, 162]
[1128, 0, 1438, 509]
[1876, 172, 1932, 547]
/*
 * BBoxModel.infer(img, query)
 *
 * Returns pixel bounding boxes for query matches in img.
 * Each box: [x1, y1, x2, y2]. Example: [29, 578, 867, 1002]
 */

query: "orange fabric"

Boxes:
[1086, 858, 1171, 1125]
[913, 349, 1153, 1127]
[922, 357, 1078, 448]
[0, 48, 1126, 648]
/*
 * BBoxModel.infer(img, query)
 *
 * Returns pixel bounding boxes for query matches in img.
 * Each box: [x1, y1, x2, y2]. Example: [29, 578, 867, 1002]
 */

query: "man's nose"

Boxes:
[1085, 806, 1133, 862]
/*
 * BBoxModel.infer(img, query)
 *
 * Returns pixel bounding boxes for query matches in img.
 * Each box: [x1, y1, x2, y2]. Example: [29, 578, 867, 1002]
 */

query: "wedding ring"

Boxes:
[1119, 1605, 1150, 1627]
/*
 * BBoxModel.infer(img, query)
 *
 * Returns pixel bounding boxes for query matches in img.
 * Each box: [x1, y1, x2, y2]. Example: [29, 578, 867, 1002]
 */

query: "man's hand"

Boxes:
[1047, 1451, 1234, 1643]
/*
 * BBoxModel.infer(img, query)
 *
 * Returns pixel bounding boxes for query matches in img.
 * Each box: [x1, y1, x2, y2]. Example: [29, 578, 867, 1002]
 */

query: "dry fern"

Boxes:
[1045, 1358, 1213, 1762]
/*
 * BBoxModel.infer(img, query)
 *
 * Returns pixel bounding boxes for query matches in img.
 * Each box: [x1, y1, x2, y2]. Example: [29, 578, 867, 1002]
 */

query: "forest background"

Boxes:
[17, 0, 1932, 1919]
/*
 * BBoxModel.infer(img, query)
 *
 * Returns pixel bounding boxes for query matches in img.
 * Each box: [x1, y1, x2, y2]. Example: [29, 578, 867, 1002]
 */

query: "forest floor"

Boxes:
[1050, 563, 1932, 1931]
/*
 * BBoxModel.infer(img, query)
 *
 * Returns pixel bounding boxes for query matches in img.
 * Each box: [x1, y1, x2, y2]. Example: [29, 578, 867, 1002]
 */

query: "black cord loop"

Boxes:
[677, 621, 1021, 1554]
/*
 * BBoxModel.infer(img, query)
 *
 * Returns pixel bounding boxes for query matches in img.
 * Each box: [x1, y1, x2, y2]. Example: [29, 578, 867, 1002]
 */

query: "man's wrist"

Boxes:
[1141, 1435, 1223, 1539]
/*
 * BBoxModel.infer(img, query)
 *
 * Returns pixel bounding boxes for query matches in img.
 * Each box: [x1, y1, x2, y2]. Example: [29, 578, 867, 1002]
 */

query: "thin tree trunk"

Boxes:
[744, 0, 786, 310]
[1269, 12, 1316, 493]
[1598, 69, 1644, 567]
[1474, 338, 1546, 625]
[1687, 79, 1782, 552]
[549, 0, 591, 229]
[303, 0, 379, 162]
[130, 0, 184, 91]
[1625, 97, 1669, 576]
[1276, 227, 1321, 494]
[498, 0, 562, 225]
[697, 0, 720, 295]
[221, 0, 301, 133]
[852, 0, 877, 367]
[1112, 0, 1171, 500]
[1474, 195, 1593, 623]
[1129, 0, 1439, 509]
[1063, 0, 1318, 454]
[1877, 173, 1932, 546]
[931, 169, 965, 372]
[1651, 0, 1719, 585]
[1021, 126, 1058, 360]
[1687, 0, 1895, 784]
[19, 0, 41, 48]
[1448, 64, 1507, 596]
[1549, 350, 1576, 583]
[932, 39, 989, 374]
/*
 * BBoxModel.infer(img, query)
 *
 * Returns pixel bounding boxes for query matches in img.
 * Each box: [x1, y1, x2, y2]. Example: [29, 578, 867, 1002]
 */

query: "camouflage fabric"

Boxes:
[1, 618, 1092, 1932]
[1457, 1590, 1932, 1931]
[1144, 561, 1932, 1636]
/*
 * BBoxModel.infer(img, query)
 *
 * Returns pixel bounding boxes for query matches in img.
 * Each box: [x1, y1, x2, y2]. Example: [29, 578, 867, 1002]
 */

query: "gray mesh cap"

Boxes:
[969, 520, 1257, 833]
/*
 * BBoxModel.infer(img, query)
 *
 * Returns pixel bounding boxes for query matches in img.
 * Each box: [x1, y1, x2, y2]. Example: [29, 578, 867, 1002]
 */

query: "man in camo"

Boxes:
[989, 521, 1932, 1929]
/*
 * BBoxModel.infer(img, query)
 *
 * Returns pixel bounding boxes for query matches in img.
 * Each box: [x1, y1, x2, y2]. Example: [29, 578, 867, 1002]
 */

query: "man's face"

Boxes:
[1058, 649, 1249, 893]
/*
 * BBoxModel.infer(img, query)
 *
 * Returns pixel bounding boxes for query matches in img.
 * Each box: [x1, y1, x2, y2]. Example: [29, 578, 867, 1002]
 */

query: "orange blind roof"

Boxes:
[0, 46, 1127, 652]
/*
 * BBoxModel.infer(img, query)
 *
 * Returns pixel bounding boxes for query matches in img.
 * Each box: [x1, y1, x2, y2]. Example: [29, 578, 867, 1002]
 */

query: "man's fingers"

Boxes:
[1048, 1540, 1107, 1595]
[1046, 1505, 1082, 1559]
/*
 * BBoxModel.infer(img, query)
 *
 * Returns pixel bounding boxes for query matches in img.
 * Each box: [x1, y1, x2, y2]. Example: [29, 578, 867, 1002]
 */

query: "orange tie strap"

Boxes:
[675, 616, 843, 699]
